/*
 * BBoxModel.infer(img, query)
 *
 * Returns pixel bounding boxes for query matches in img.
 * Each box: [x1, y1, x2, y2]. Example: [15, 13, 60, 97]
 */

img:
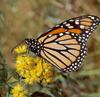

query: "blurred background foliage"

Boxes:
[0, 0, 100, 97]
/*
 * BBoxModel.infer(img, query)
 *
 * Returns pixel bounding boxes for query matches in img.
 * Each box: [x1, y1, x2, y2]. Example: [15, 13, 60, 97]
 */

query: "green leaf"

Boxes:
[2, 68, 8, 79]
[11, 69, 20, 80]
[5, 92, 12, 97]
[0, 80, 5, 87]
[0, 49, 8, 81]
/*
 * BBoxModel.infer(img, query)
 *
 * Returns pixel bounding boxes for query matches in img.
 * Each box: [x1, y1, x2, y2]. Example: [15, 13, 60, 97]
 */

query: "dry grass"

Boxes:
[0, 0, 100, 97]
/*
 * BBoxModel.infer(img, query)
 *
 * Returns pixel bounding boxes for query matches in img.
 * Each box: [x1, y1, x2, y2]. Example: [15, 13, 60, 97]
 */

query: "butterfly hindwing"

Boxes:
[40, 31, 87, 72]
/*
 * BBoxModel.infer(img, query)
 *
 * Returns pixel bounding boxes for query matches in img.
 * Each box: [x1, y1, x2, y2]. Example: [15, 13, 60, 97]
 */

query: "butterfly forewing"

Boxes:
[38, 15, 100, 42]
[39, 32, 87, 72]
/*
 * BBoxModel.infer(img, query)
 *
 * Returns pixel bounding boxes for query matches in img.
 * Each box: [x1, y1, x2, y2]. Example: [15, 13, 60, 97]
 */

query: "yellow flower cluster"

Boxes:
[13, 44, 28, 54]
[14, 44, 55, 85]
[11, 84, 28, 97]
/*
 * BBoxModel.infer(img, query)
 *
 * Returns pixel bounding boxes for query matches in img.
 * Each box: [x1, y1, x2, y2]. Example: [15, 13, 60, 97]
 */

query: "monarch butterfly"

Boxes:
[25, 15, 100, 72]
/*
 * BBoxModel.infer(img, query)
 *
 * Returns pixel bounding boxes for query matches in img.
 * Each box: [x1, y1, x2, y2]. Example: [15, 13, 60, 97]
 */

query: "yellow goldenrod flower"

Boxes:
[13, 44, 28, 54]
[11, 84, 28, 97]
[16, 55, 55, 85]
[41, 62, 55, 84]
[16, 55, 35, 79]
[13, 44, 55, 85]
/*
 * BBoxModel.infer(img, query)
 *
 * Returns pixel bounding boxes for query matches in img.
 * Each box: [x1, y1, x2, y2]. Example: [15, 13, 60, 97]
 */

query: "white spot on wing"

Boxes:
[68, 26, 74, 28]
[65, 32, 70, 34]
[91, 16, 95, 19]
[75, 21, 79, 24]
[69, 19, 74, 22]
[85, 31, 89, 33]
[63, 21, 67, 24]
[59, 33, 63, 36]
[56, 25, 59, 27]
[80, 25, 85, 29]
[66, 23, 70, 27]
[76, 19, 79, 22]
[61, 25, 63, 28]
[93, 23, 96, 25]
[48, 34, 52, 37]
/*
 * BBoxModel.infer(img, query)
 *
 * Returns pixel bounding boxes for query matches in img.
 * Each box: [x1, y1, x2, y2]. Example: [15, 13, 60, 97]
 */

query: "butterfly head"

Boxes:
[25, 38, 42, 55]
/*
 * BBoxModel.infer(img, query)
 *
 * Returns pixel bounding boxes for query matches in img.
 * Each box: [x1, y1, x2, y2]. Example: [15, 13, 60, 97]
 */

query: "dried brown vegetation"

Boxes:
[0, 0, 100, 97]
